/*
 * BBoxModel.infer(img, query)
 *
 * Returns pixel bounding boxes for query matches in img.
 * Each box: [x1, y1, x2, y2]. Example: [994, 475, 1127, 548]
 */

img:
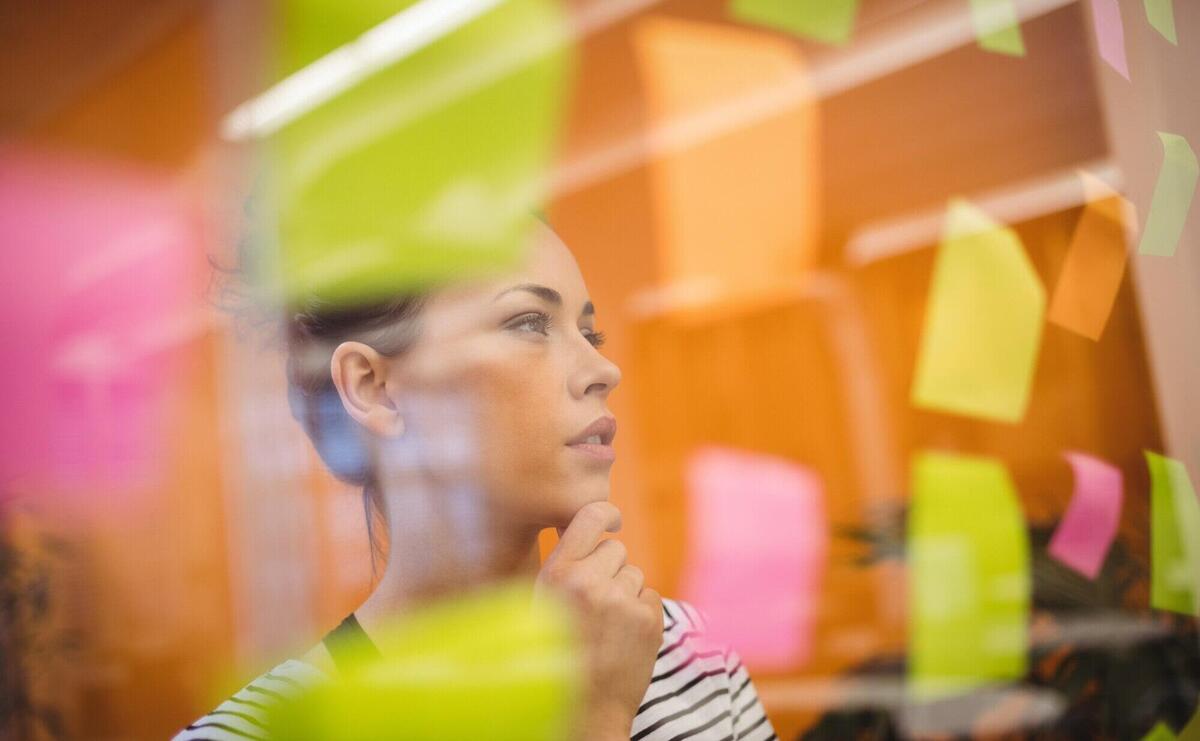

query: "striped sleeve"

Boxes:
[172, 660, 328, 741]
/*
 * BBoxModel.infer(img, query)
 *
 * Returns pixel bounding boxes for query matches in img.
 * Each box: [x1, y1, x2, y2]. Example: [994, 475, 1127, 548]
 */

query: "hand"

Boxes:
[535, 502, 664, 740]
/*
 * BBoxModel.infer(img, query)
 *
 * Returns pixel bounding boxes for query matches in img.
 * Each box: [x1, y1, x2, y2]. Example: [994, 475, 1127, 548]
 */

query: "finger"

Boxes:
[613, 564, 644, 595]
[639, 587, 663, 614]
[581, 538, 626, 577]
[548, 501, 621, 563]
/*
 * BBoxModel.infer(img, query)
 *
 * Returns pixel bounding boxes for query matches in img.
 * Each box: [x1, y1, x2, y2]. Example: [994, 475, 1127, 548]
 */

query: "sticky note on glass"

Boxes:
[1047, 452, 1123, 579]
[631, 17, 821, 301]
[911, 199, 1045, 423]
[907, 451, 1029, 699]
[969, 0, 1026, 56]
[250, 0, 574, 307]
[679, 446, 827, 670]
[728, 0, 859, 45]
[1144, 0, 1178, 44]
[1091, 0, 1130, 79]
[1047, 173, 1131, 340]
[0, 148, 197, 500]
[1146, 451, 1200, 616]
[271, 582, 581, 740]
[1138, 132, 1198, 258]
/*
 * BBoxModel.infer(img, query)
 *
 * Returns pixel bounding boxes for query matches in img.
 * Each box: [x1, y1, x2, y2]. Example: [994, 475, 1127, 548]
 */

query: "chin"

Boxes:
[549, 483, 611, 527]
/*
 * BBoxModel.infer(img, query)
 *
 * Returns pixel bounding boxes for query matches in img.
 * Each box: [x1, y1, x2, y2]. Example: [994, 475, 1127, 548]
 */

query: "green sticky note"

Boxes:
[1144, 0, 1178, 44]
[969, 0, 1026, 56]
[1143, 721, 1179, 741]
[270, 582, 582, 740]
[1146, 451, 1200, 616]
[907, 451, 1030, 699]
[257, 0, 574, 307]
[1138, 132, 1198, 257]
[911, 199, 1045, 423]
[728, 0, 859, 45]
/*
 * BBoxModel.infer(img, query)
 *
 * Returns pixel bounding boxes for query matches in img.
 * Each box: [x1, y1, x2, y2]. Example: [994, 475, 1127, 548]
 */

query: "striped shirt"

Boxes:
[174, 598, 776, 740]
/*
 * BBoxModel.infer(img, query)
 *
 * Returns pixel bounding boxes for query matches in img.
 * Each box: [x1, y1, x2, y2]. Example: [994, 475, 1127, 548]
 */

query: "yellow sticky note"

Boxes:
[257, 0, 574, 307]
[270, 582, 582, 740]
[728, 0, 859, 45]
[969, 0, 1026, 56]
[907, 451, 1030, 699]
[911, 199, 1046, 423]
[1144, 0, 1178, 44]
[1146, 451, 1200, 616]
[1047, 173, 1131, 340]
[1138, 132, 1198, 257]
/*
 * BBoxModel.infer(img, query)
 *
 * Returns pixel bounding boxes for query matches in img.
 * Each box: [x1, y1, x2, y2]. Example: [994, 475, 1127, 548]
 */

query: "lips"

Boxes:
[567, 416, 617, 447]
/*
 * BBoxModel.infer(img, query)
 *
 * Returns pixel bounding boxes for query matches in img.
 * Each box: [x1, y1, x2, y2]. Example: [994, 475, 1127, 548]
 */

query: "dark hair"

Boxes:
[284, 293, 427, 571]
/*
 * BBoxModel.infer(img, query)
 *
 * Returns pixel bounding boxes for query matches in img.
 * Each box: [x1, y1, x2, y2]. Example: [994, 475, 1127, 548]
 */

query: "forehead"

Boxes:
[435, 222, 589, 307]
[512, 221, 587, 296]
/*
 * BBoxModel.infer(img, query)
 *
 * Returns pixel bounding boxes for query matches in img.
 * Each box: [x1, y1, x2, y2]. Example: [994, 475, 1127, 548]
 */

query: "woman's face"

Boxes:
[381, 223, 621, 530]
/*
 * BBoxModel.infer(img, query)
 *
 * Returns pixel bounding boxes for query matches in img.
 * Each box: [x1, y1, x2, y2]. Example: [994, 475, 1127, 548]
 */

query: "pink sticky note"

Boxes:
[0, 148, 199, 505]
[1090, 0, 1130, 80]
[679, 446, 827, 669]
[1047, 452, 1124, 579]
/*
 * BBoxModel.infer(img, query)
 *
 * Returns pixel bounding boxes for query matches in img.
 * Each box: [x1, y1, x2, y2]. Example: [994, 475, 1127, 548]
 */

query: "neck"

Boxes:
[353, 481, 543, 639]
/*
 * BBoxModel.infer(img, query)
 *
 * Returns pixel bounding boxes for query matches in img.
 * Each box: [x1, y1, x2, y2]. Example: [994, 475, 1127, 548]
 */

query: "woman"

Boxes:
[176, 221, 777, 740]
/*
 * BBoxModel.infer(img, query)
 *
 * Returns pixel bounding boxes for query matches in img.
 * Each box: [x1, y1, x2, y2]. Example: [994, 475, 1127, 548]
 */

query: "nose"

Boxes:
[569, 336, 621, 400]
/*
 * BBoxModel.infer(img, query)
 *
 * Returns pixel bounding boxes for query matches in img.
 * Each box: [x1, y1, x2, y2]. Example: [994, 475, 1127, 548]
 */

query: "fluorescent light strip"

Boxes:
[845, 159, 1122, 266]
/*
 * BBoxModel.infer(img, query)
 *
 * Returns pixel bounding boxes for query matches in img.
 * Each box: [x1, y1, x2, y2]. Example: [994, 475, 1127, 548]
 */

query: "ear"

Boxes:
[330, 341, 405, 438]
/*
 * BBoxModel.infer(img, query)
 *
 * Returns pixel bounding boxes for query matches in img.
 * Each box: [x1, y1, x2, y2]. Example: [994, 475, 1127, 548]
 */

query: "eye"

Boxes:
[584, 329, 606, 348]
[507, 311, 553, 336]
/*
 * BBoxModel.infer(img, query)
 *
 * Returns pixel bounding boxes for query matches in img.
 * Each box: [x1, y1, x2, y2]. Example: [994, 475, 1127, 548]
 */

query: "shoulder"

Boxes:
[633, 597, 778, 741]
[655, 597, 729, 682]
[660, 596, 705, 633]
[171, 659, 329, 741]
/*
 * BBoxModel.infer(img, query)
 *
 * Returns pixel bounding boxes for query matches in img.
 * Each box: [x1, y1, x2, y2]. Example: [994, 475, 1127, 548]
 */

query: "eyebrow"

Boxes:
[494, 283, 595, 317]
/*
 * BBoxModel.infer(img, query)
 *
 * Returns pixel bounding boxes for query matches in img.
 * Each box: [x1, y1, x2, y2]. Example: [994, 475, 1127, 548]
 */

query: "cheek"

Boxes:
[462, 354, 573, 514]
[403, 337, 603, 524]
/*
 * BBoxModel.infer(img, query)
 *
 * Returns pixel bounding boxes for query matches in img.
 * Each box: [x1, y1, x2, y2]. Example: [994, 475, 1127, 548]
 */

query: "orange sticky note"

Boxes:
[632, 17, 820, 304]
[1047, 173, 1133, 340]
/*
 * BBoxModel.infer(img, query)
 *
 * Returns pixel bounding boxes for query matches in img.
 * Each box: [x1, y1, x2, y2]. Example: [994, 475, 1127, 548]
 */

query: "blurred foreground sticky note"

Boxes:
[1047, 173, 1131, 340]
[728, 0, 859, 45]
[969, 0, 1026, 56]
[1091, 0, 1130, 79]
[271, 582, 581, 740]
[1144, 0, 1178, 44]
[1146, 451, 1200, 616]
[1138, 132, 1198, 257]
[679, 446, 827, 670]
[908, 451, 1030, 699]
[1047, 452, 1123, 579]
[911, 199, 1045, 423]
[265, 0, 574, 307]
